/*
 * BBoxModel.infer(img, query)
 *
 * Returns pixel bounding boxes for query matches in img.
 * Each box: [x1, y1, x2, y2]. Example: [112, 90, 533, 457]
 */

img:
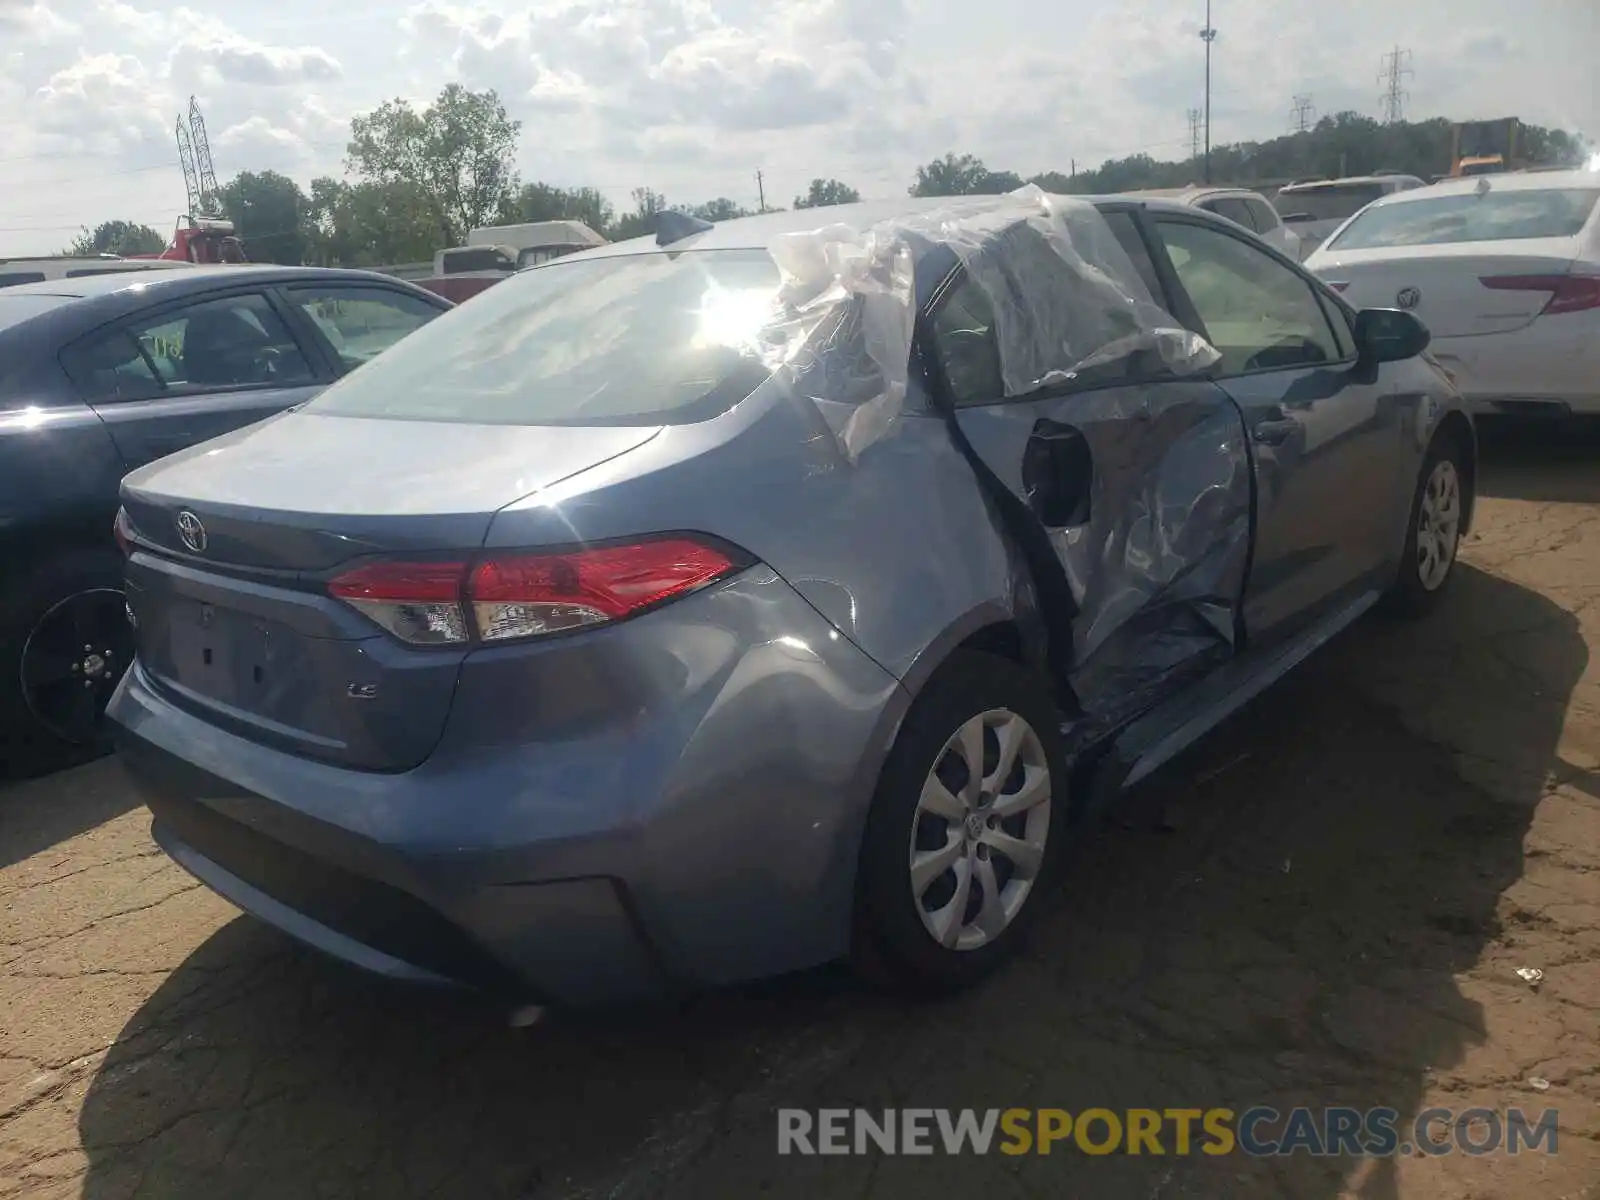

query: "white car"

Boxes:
[1121, 187, 1302, 260]
[1274, 174, 1428, 259]
[1305, 169, 1600, 417]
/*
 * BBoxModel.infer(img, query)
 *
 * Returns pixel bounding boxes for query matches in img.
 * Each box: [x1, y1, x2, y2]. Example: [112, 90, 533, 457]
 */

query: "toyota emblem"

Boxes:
[1395, 286, 1422, 310]
[175, 510, 207, 553]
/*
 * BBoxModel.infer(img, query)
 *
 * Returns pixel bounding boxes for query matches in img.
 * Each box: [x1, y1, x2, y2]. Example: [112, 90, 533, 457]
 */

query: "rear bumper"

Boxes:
[110, 567, 908, 1005]
[1430, 322, 1600, 416]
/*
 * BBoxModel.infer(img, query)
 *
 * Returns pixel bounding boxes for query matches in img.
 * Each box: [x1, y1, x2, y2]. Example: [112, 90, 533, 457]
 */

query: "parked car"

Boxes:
[1305, 168, 1600, 418]
[1274, 174, 1429, 258]
[0, 256, 198, 289]
[0, 266, 451, 773]
[108, 194, 1474, 1008]
[1121, 185, 1302, 259]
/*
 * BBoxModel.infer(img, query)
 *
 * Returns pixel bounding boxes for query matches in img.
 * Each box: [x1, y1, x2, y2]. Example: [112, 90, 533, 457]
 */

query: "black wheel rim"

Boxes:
[20, 587, 134, 744]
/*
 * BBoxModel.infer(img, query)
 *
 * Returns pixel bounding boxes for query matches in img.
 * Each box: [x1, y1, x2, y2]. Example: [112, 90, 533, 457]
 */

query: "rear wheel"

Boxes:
[0, 547, 132, 776]
[853, 651, 1068, 993]
[1384, 433, 1467, 617]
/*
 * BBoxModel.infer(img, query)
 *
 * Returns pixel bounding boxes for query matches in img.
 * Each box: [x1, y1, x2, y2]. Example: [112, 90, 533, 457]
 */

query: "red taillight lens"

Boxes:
[468, 539, 740, 641]
[1480, 274, 1600, 315]
[1326, 281, 1350, 293]
[328, 560, 469, 645]
[113, 507, 133, 557]
[326, 537, 744, 646]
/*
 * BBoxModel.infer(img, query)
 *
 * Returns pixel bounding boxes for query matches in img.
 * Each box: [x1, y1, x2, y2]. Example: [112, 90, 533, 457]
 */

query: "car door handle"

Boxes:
[1253, 407, 1297, 446]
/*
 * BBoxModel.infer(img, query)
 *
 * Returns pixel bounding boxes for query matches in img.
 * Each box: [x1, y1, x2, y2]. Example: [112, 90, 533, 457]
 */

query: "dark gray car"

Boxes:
[107, 194, 1475, 1006]
[0, 266, 450, 773]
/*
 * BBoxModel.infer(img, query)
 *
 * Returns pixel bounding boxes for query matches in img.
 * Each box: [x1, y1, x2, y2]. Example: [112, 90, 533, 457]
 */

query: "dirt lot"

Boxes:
[3, 422, 1598, 1200]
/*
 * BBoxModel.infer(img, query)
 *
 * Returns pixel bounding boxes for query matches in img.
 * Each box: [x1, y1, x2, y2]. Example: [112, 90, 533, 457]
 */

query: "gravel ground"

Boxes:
[3, 421, 1597, 1200]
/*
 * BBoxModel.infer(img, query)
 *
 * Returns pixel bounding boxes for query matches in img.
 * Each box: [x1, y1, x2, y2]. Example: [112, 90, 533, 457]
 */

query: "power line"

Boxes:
[1290, 94, 1315, 134]
[1379, 46, 1413, 124]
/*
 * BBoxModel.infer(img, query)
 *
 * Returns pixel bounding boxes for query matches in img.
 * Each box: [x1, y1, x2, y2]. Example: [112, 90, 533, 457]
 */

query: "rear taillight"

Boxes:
[327, 537, 745, 647]
[328, 559, 470, 645]
[1480, 274, 1600, 315]
[113, 507, 134, 557]
[1326, 281, 1350, 293]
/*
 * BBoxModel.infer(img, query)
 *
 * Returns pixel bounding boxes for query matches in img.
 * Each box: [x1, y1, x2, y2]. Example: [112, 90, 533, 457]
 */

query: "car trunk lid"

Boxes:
[1312, 241, 1582, 337]
[119, 410, 661, 770]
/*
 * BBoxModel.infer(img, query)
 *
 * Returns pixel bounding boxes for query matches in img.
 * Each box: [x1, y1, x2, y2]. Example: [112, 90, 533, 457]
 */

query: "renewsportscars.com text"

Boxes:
[777, 1107, 1560, 1158]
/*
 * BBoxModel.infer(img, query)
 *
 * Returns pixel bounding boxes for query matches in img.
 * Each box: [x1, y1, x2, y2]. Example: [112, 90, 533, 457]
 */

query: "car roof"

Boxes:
[1362, 167, 1600, 206]
[562, 193, 1205, 260]
[1115, 185, 1262, 202]
[0, 263, 395, 302]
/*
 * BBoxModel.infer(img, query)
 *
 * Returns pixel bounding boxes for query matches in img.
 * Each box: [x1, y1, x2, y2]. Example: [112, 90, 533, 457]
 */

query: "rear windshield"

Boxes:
[310, 249, 782, 426]
[0, 293, 73, 330]
[1327, 188, 1600, 250]
[1275, 185, 1388, 224]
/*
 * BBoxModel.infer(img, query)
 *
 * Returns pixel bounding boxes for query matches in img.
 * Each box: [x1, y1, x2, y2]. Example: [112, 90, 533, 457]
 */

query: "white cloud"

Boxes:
[0, 0, 1593, 255]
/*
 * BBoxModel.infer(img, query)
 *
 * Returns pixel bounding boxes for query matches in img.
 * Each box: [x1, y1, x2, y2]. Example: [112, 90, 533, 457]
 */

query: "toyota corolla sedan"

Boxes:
[109, 191, 1475, 1008]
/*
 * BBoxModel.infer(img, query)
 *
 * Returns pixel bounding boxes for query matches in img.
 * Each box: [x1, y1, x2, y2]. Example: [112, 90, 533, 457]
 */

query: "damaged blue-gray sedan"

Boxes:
[108, 188, 1475, 1006]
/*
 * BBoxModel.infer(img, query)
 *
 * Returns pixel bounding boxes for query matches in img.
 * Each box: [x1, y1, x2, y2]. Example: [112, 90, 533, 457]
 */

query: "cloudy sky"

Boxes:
[1, 0, 1595, 254]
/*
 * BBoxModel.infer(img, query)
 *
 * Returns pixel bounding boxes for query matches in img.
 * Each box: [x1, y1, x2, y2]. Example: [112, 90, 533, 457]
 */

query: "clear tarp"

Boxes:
[756, 184, 1219, 459]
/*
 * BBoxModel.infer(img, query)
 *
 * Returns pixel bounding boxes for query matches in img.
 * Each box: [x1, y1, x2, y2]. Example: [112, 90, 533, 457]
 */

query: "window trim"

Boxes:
[60, 285, 328, 404]
[1146, 211, 1358, 381]
[271, 281, 448, 378]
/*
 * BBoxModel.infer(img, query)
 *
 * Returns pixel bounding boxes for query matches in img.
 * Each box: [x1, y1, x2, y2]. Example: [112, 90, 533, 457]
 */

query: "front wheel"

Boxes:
[853, 651, 1068, 993]
[1384, 434, 1468, 617]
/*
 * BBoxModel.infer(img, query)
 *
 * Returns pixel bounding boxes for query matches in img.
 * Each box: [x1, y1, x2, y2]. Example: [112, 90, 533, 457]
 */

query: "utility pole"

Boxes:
[1290, 94, 1315, 134]
[1379, 46, 1412, 124]
[755, 170, 766, 214]
[1199, 0, 1217, 183]
[1187, 108, 1203, 162]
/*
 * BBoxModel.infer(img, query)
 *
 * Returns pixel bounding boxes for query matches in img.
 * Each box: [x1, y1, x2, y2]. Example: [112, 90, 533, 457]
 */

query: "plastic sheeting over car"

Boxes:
[757, 184, 1220, 462]
[760, 185, 1251, 723]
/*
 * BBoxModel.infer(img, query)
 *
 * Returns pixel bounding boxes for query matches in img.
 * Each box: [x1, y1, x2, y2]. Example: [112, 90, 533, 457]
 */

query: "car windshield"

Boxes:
[309, 249, 783, 426]
[1327, 188, 1600, 250]
[1275, 185, 1387, 223]
[0, 293, 74, 330]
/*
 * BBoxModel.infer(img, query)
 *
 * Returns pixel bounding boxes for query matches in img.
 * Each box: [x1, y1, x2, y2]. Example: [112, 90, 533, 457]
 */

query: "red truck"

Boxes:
[126, 216, 248, 264]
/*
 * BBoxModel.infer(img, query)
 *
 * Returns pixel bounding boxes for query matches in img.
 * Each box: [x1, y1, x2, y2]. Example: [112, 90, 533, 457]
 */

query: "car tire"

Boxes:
[0, 546, 131, 778]
[853, 650, 1069, 994]
[1383, 430, 1469, 618]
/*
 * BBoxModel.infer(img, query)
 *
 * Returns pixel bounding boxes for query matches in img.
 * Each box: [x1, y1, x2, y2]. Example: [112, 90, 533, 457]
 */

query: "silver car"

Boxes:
[109, 191, 1474, 1006]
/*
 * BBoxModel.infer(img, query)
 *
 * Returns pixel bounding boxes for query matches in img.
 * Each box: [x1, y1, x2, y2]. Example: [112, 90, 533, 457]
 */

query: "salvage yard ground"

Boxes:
[3, 421, 1598, 1200]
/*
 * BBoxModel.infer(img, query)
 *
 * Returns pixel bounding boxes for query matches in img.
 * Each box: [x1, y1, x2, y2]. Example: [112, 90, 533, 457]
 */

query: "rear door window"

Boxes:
[284, 285, 443, 373]
[1245, 198, 1281, 233]
[66, 292, 315, 401]
[1100, 210, 1166, 300]
[1206, 197, 1258, 232]
[928, 276, 1004, 406]
[0, 272, 47, 288]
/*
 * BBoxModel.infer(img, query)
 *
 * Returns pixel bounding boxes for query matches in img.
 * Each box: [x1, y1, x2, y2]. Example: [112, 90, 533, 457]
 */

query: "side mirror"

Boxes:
[1353, 307, 1430, 364]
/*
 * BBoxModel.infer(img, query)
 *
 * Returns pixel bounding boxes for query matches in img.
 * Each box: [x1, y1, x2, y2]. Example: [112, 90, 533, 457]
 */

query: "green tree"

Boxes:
[511, 182, 615, 233]
[64, 220, 165, 256]
[217, 170, 309, 264]
[688, 197, 750, 222]
[346, 84, 521, 245]
[301, 177, 440, 267]
[793, 177, 861, 209]
[609, 187, 668, 241]
[909, 154, 1023, 197]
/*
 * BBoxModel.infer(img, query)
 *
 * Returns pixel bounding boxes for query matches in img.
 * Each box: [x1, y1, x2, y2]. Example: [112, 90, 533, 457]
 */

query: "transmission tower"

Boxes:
[1187, 108, 1203, 161]
[1378, 46, 1412, 124]
[174, 116, 202, 216]
[1290, 94, 1315, 134]
[188, 97, 222, 215]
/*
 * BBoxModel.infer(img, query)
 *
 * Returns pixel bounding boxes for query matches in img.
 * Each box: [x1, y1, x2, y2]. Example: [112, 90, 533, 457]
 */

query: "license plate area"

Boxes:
[166, 598, 296, 710]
